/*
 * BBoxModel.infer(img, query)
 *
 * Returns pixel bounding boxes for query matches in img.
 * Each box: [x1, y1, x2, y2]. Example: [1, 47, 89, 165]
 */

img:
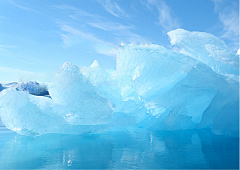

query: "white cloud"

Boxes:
[57, 23, 121, 57]
[122, 32, 150, 44]
[59, 24, 106, 45]
[86, 21, 148, 44]
[142, 0, 180, 32]
[87, 22, 108, 31]
[219, 11, 239, 38]
[53, 5, 78, 11]
[98, 0, 127, 18]
[7, 0, 41, 14]
[156, 2, 180, 31]
[54, 5, 148, 53]
[87, 22, 134, 31]
[59, 34, 71, 46]
[69, 15, 79, 21]
[95, 44, 119, 57]
[54, 6, 115, 46]
[0, 45, 17, 49]
[212, 0, 239, 51]
[97, 49, 118, 57]
[57, 21, 149, 50]
[54, 5, 102, 19]
[57, 22, 149, 58]
[57, 22, 122, 51]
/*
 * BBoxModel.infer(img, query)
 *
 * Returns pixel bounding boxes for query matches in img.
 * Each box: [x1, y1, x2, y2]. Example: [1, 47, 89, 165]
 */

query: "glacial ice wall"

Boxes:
[0, 29, 238, 137]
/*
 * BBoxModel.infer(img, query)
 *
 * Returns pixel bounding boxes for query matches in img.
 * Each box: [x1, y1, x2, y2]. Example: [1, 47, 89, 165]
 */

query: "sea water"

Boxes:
[0, 120, 238, 169]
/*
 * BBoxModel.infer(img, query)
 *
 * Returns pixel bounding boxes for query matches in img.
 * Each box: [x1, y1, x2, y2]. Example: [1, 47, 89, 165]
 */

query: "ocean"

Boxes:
[0, 119, 238, 169]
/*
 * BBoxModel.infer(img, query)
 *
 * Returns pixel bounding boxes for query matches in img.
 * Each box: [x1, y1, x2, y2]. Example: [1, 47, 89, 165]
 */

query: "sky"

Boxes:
[0, 0, 239, 82]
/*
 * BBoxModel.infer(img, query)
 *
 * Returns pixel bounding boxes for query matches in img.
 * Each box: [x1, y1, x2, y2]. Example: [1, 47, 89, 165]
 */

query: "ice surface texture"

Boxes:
[168, 29, 239, 81]
[0, 84, 3, 92]
[1, 81, 49, 96]
[0, 29, 238, 136]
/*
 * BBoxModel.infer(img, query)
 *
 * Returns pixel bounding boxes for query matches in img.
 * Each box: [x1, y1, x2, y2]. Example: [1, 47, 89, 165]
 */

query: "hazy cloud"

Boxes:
[94, 44, 119, 57]
[7, 0, 41, 14]
[86, 22, 149, 44]
[212, 0, 239, 51]
[98, 0, 128, 18]
[54, 4, 149, 55]
[60, 25, 106, 44]
[54, 5, 101, 19]
[0, 67, 48, 82]
[0, 45, 17, 52]
[142, 0, 180, 32]
[156, 2, 180, 31]
[56, 22, 117, 47]
[87, 22, 134, 31]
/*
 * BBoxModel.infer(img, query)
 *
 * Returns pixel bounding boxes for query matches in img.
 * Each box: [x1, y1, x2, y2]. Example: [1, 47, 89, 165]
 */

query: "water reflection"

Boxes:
[0, 128, 238, 169]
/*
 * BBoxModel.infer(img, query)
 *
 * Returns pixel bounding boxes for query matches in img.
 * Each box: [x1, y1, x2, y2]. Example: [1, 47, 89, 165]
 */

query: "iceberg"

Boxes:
[0, 62, 114, 135]
[168, 29, 239, 81]
[0, 29, 238, 137]
[114, 43, 238, 136]
[48, 62, 114, 125]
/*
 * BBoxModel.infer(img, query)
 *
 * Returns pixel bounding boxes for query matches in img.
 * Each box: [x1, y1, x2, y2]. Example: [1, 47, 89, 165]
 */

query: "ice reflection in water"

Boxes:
[0, 128, 238, 169]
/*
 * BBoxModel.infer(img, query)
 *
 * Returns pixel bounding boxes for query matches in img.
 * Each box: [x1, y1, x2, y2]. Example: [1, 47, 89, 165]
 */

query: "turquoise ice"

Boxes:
[0, 29, 238, 137]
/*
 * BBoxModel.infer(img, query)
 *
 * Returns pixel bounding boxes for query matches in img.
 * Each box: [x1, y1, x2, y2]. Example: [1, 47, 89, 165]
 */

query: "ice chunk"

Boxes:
[0, 88, 61, 135]
[80, 60, 116, 87]
[198, 77, 239, 137]
[143, 62, 238, 134]
[81, 60, 125, 113]
[1, 81, 49, 96]
[0, 88, 110, 135]
[48, 62, 114, 125]
[116, 44, 198, 98]
[90, 60, 99, 67]
[0, 62, 114, 135]
[115, 44, 238, 135]
[211, 99, 239, 137]
[168, 29, 239, 81]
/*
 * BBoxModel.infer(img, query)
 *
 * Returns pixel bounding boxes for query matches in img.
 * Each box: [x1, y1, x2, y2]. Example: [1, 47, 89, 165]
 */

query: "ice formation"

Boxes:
[0, 84, 3, 92]
[168, 29, 239, 81]
[0, 29, 238, 137]
[0, 81, 49, 96]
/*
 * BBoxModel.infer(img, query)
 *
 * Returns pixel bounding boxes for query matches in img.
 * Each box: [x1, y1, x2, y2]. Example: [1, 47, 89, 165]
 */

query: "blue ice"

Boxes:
[0, 29, 238, 137]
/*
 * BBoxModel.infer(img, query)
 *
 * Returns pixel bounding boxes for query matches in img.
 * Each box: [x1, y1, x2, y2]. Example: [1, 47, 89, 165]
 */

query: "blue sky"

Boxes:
[0, 0, 239, 82]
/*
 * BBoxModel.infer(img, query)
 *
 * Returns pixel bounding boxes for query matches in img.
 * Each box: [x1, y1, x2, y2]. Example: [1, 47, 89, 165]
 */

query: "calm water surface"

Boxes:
[0, 121, 239, 169]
